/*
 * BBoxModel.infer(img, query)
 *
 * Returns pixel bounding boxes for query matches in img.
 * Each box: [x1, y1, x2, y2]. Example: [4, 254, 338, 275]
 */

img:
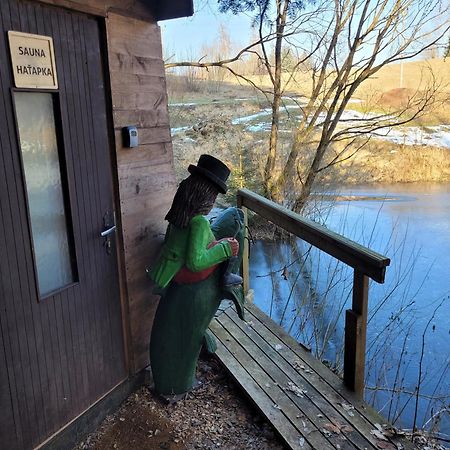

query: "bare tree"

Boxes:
[165, 0, 450, 211]
[200, 23, 234, 90]
[267, 0, 450, 211]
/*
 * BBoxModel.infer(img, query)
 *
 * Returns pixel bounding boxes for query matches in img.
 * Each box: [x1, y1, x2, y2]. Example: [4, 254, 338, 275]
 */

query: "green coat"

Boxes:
[149, 215, 232, 289]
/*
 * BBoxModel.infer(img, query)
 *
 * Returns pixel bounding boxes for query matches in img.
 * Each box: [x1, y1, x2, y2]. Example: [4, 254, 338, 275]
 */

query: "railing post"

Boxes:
[237, 194, 249, 294]
[344, 269, 369, 399]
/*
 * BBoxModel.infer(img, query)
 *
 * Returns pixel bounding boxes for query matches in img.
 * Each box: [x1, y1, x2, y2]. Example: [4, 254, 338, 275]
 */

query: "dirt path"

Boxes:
[75, 356, 285, 450]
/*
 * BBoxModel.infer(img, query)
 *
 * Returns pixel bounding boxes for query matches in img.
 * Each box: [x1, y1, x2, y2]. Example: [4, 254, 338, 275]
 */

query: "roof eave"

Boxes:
[142, 0, 194, 21]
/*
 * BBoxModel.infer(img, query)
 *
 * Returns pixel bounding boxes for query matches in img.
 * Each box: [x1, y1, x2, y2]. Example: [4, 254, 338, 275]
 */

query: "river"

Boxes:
[249, 182, 450, 435]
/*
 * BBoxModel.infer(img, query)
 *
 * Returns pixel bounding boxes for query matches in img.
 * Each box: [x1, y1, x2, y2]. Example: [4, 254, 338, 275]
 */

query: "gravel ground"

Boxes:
[75, 355, 286, 450]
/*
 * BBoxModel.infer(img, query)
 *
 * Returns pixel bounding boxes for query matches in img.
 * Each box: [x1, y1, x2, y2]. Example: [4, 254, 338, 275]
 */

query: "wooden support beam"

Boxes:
[237, 199, 250, 295]
[344, 270, 369, 398]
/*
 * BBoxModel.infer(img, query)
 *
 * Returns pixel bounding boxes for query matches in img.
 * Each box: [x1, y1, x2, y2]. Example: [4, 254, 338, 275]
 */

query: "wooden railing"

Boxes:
[237, 188, 390, 399]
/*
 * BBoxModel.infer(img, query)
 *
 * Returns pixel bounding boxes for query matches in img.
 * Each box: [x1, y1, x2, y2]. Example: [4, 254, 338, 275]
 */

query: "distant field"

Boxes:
[355, 58, 450, 96]
[225, 58, 450, 97]
[167, 58, 450, 128]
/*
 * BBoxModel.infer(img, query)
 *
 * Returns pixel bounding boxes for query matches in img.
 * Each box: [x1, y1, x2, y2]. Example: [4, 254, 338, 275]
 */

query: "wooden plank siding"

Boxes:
[106, 12, 177, 372]
[0, 2, 127, 447]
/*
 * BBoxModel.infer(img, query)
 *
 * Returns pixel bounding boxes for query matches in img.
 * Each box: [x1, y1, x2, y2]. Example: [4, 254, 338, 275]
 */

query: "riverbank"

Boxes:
[248, 182, 450, 439]
[167, 81, 450, 194]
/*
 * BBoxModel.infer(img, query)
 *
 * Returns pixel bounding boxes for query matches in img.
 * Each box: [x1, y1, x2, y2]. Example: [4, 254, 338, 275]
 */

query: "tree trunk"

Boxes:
[263, 0, 289, 199]
[264, 93, 281, 198]
[293, 142, 327, 212]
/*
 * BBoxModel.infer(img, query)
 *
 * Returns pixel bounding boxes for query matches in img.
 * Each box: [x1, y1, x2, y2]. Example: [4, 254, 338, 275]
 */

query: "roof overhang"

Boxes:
[143, 0, 194, 21]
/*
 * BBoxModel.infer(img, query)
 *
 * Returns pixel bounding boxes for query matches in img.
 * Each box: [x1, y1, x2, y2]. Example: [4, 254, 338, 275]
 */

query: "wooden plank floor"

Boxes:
[210, 302, 417, 450]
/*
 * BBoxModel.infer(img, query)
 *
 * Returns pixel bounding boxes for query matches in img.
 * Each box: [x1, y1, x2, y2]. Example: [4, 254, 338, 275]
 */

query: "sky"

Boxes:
[160, 1, 253, 60]
[159, 0, 448, 66]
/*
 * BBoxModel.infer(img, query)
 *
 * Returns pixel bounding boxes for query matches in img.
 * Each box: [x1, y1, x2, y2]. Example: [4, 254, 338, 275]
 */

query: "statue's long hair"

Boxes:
[165, 174, 218, 228]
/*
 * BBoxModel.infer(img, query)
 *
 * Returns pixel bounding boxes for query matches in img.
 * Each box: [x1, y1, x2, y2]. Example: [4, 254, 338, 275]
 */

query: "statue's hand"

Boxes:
[225, 238, 239, 256]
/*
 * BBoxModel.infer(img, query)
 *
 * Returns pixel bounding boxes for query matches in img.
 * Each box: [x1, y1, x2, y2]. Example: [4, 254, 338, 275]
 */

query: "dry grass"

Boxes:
[167, 58, 450, 200]
[355, 58, 450, 97]
[223, 58, 450, 96]
[169, 58, 450, 126]
[317, 140, 450, 185]
[169, 98, 450, 205]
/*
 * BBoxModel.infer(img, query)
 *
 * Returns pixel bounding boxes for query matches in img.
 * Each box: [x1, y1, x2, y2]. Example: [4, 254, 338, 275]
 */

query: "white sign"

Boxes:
[8, 30, 58, 89]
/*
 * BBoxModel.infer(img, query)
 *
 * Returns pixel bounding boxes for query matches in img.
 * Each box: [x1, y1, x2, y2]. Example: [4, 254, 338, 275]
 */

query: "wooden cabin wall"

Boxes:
[106, 12, 176, 372]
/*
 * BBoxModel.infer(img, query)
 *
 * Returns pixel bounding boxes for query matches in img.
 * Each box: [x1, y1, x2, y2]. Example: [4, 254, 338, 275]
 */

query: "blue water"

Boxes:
[250, 182, 450, 434]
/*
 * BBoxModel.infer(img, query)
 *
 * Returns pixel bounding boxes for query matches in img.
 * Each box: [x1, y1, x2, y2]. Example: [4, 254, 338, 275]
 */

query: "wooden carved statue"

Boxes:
[147, 154, 245, 398]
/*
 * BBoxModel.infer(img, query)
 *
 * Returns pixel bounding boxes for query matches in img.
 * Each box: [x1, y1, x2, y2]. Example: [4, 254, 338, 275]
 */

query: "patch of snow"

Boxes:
[314, 109, 396, 125]
[232, 108, 272, 125]
[234, 103, 450, 149]
[171, 126, 191, 135]
[374, 125, 450, 148]
[246, 123, 270, 132]
[169, 102, 198, 107]
[232, 105, 302, 125]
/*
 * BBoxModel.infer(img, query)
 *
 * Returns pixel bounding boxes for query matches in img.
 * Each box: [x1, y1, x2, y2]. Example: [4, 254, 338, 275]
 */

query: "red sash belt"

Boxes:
[173, 265, 218, 284]
[173, 240, 220, 284]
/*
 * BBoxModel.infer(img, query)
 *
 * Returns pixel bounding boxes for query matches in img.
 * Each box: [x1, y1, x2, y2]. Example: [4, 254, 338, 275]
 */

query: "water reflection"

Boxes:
[250, 183, 450, 433]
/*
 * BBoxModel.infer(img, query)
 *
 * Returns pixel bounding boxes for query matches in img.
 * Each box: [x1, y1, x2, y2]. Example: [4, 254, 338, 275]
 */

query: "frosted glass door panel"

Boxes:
[15, 92, 75, 297]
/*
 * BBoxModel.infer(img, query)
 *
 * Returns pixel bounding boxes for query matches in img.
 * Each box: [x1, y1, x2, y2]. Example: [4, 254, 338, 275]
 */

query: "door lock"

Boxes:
[101, 211, 116, 255]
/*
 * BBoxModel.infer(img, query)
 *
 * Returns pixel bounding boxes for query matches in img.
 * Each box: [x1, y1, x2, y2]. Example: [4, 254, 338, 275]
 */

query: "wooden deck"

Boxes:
[210, 302, 416, 450]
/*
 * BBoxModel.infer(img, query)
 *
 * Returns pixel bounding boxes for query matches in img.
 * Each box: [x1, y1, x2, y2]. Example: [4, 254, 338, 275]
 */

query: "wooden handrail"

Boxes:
[237, 189, 390, 282]
[237, 188, 391, 398]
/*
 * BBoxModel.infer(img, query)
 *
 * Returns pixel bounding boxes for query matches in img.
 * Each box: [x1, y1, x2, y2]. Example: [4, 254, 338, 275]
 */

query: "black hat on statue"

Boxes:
[188, 154, 230, 194]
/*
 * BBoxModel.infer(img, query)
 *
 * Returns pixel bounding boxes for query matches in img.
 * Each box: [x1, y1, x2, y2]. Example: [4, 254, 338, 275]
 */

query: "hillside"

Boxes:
[225, 58, 450, 97]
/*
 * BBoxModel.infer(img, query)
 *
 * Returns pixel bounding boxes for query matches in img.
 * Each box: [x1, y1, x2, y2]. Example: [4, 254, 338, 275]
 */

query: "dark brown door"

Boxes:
[0, 1, 126, 448]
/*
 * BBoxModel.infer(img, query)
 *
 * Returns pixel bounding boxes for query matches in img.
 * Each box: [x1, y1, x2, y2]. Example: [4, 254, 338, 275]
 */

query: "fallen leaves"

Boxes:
[322, 420, 354, 435]
[75, 357, 286, 450]
[338, 401, 355, 417]
[323, 423, 341, 434]
[371, 428, 389, 441]
[376, 441, 397, 450]
[292, 359, 314, 373]
[293, 360, 305, 370]
[370, 423, 408, 450]
[285, 382, 307, 398]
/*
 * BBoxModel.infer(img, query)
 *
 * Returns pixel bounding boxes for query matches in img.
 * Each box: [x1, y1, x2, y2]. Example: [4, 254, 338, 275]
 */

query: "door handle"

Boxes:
[100, 225, 116, 237]
[101, 211, 116, 255]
